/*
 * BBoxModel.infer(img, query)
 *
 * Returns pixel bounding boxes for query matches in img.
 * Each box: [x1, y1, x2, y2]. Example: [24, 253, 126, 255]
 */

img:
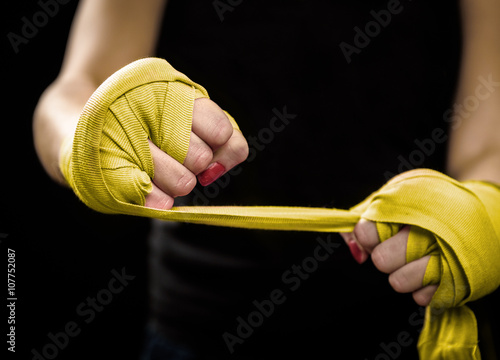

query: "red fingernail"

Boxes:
[348, 241, 364, 264]
[198, 162, 225, 186]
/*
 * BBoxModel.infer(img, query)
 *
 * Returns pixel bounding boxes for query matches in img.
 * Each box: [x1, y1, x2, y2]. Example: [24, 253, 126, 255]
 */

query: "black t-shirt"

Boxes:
[148, 0, 465, 358]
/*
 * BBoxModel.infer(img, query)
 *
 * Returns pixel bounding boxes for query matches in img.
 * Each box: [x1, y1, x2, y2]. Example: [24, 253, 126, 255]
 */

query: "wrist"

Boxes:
[33, 78, 97, 185]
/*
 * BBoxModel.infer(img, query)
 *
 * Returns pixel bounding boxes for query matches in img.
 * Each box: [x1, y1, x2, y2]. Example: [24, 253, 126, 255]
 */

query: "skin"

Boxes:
[33, 0, 248, 204]
[33, 0, 500, 308]
[145, 98, 248, 209]
[341, 0, 500, 306]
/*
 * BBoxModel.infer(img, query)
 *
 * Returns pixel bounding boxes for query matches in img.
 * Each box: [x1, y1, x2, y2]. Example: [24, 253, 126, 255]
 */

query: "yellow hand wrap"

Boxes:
[60, 57, 237, 212]
[351, 171, 500, 359]
[60, 58, 500, 359]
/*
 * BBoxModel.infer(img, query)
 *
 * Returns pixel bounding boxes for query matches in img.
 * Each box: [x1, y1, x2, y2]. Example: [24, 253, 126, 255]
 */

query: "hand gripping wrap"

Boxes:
[351, 170, 500, 359]
[60, 58, 500, 359]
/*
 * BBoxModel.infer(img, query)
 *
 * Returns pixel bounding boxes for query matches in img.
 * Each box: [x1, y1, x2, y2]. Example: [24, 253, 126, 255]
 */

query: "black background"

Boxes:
[1, 0, 498, 359]
[2, 2, 150, 359]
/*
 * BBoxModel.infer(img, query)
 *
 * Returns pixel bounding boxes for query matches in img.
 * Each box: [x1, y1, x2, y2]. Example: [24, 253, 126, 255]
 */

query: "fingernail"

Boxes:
[198, 162, 225, 186]
[348, 240, 364, 264]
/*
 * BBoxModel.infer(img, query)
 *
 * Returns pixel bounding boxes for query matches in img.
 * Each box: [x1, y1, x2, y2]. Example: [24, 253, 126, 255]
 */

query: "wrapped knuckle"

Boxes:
[371, 248, 390, 273]
[148, 194, 174, 211]
[413, 292, 431, 306]
[388, 273, 405, 293]
[211, 116, 233, 146]
[231, 138, 249, 163]
[174, 172, 196, 197]
[353, 222, 369, 248]
[157, 196, 174, 211]
[192, 147, 213, 173]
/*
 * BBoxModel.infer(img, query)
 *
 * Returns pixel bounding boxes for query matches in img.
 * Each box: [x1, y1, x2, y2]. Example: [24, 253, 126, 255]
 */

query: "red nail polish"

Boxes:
[198, 162, 225, 186]
[348, 241, 364, 264]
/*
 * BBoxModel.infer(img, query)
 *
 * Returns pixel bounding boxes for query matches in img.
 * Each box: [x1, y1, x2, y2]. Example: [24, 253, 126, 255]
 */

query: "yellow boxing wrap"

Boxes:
[351, 171, 500, 359]
[60, 58, 238, 212]
[60, 58, 500, 359]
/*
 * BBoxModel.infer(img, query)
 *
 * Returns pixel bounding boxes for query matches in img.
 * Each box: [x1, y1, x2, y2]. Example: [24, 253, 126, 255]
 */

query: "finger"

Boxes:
[192, 98, 233, 150]
[148, 140, 196, 197]
[353, 219, 380, 254]
[183, 132, 213, 175]
[388, 255, 431, 293]
[340, 232, 369, 264]
[197, 130, 249, 186]
[144, 182, 175, 210]
[340, 232, 352, 246]
[412, 285, 438, 307]
[371, 226, 410, 273]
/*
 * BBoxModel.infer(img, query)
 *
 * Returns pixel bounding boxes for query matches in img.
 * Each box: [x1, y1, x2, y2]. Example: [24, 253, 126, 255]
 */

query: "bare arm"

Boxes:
[447, 0, 500, 183]
[33, 0, 167, 184]
[342, 0, 500, 309]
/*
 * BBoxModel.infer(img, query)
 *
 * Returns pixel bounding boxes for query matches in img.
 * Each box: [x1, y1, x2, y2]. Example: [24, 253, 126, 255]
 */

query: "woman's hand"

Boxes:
[145, 97, 248, 209]
[341, 221, 438, 306]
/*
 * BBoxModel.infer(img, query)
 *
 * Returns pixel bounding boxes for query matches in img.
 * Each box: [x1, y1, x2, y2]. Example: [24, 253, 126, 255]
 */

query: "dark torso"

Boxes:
[150, 1, 462, 358]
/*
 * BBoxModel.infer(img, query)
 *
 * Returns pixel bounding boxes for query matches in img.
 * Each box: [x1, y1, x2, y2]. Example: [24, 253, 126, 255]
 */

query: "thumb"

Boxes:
[102, 167, 152, 206]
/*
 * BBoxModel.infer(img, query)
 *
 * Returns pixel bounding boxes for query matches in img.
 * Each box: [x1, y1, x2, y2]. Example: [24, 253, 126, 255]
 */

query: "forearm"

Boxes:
[33, 78, 98, 184]
[447, 89, 500, 184]
[447, 0, 500, 184]
[33, 0, 167, 185]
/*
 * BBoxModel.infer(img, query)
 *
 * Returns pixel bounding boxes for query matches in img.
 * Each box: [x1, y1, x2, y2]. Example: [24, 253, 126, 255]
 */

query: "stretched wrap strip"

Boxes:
[60, 58, 500, 359]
